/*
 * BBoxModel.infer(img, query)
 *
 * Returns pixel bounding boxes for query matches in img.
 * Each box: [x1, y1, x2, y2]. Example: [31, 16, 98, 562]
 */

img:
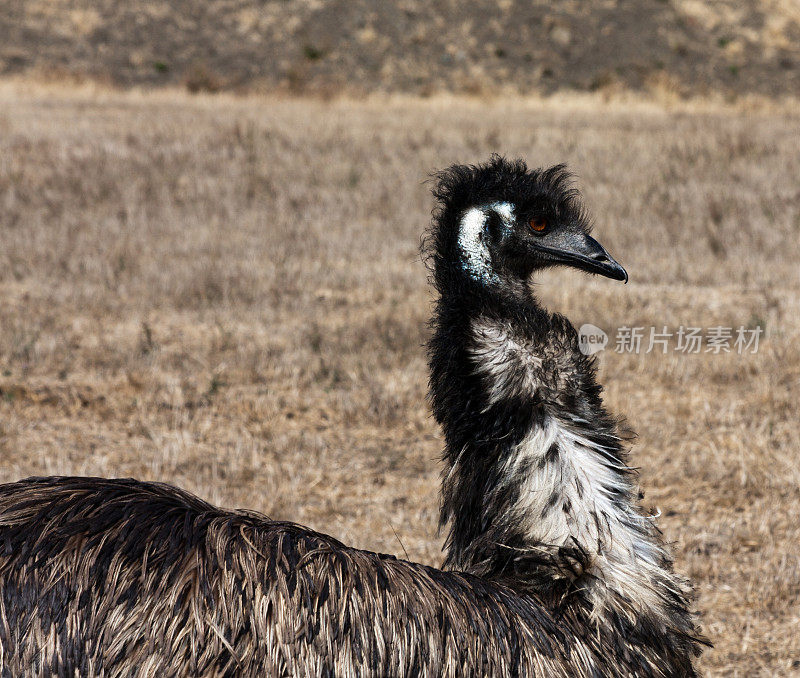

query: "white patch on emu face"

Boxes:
[470, 318, 542, 407]
[490, 201, 514, 222]
[457, 202, 514, 284]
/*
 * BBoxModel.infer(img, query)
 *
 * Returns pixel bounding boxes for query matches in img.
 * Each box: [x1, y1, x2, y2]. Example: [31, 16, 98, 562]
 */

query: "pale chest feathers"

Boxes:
[496, 419, 672, 620]
[469, 317, 683, 623]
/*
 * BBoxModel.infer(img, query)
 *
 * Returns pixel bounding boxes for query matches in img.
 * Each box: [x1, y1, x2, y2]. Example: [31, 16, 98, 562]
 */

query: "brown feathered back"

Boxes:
[0, 476, 690, 677]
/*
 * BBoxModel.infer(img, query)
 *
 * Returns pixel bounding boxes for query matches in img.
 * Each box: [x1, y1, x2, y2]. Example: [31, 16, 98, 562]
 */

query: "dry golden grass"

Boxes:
[0, 82, 798, 675]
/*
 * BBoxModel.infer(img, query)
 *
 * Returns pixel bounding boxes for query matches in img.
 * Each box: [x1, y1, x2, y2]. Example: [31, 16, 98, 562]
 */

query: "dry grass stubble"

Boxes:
[0, 84, 798, 675]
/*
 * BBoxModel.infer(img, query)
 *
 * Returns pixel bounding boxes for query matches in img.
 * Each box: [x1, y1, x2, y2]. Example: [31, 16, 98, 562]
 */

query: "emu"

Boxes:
[0, 157, 705, 677]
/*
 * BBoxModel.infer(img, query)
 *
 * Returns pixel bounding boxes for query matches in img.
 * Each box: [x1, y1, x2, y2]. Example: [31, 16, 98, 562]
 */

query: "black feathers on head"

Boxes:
[432, 156, 578, 218]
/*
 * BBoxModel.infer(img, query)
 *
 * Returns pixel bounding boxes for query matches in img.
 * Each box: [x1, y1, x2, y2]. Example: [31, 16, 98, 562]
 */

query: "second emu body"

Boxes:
[0, 158, 704, 676]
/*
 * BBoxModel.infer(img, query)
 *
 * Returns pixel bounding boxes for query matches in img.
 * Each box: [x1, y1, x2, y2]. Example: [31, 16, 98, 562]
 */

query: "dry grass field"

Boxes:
[0, 82, 799, 675]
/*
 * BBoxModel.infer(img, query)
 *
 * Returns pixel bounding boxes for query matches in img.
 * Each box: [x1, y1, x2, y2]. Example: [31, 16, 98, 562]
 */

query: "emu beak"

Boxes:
[537, 233, 628, 283]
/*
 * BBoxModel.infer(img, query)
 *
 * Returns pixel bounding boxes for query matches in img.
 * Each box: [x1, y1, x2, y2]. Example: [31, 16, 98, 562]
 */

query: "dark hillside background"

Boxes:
[2, 0, 798, 97]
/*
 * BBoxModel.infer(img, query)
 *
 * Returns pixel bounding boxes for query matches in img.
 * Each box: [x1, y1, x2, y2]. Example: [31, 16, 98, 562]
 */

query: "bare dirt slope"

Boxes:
[1, 85, 799, 674]
[1, 1, 799, 97]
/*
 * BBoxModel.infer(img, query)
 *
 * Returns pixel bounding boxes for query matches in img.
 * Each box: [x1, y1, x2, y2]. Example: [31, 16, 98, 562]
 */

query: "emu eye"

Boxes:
[529, 217, 547, 233]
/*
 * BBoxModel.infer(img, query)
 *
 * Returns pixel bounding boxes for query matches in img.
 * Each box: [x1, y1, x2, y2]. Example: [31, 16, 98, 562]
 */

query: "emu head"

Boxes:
[429, 156, 627, 294]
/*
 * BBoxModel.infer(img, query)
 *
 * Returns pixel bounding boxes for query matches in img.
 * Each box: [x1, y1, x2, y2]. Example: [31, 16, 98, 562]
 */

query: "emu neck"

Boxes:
[428, 281, 691, 630]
